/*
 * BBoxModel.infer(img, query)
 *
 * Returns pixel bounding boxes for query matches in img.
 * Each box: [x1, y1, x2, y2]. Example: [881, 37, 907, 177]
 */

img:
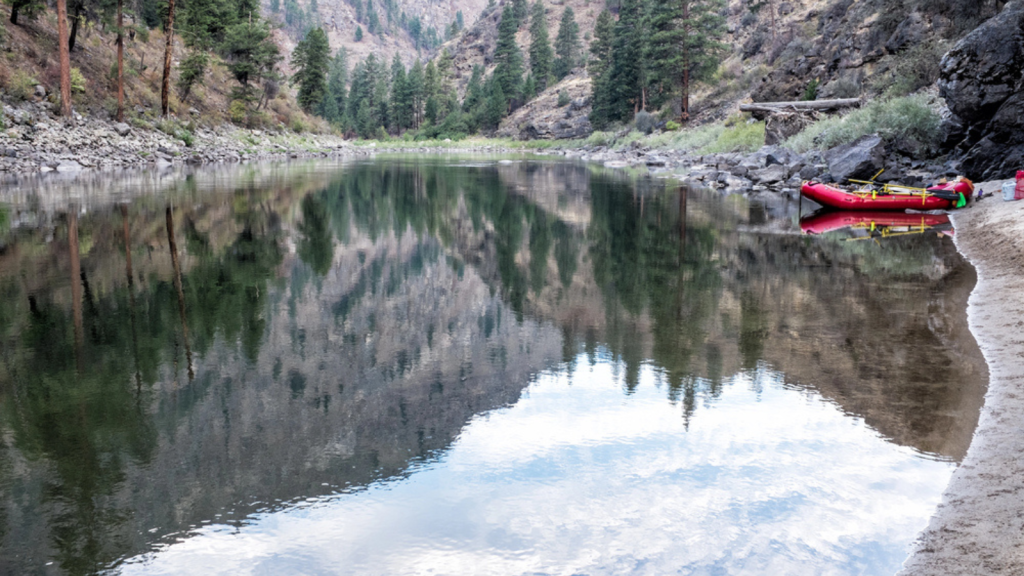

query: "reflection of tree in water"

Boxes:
[0, 187, 284, 573]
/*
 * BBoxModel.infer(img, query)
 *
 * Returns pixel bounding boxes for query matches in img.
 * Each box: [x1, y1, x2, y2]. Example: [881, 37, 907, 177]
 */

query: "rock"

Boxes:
[799, 165, 821, 180]
[645, 154, 667, 167]
[939, 1, 1024, 179]
[751, 163, 788, 184]
[114, 122, 131, 136]
[33, 85, 46, 99]
[885, 12, 927, 54]
[824, 134, 885, 182]
[55, 160, 83, 172]
[730, 165, 749, 177]
[604, 160, 629, 169]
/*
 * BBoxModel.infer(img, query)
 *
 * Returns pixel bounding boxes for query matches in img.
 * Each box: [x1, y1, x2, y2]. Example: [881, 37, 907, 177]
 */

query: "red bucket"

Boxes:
[1016, 171, 1024, 200]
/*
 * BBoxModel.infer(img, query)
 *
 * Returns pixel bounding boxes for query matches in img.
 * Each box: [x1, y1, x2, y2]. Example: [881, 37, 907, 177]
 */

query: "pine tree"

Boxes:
[355, 25, 363, 41]
[493, 3, 523, 100]
[291, 27, 331, 113]
[528, 0, 552, 90]
[606, 0, 646, 121]
[485, 77, 506, 129]
[512, 0, 528, 27]
[552, 6, 579, 79]
[588, 10, 615, 129]
[390, 53, 411, 130]
[222, 17, 281, 103]
[320, 48, 348, 123]
[462, 64, 485, 112]
[407, 59, 425, 127]
[367, 0, 379, 34]
[177, 50, 209, 104]
[647, 0, 727, 121]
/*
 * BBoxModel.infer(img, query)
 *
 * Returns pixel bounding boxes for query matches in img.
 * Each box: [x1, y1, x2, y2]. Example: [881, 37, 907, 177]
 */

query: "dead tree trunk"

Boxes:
[161, 0, 177, 117]
[57, 0, 73, 119]
[117, 0, 124, 122]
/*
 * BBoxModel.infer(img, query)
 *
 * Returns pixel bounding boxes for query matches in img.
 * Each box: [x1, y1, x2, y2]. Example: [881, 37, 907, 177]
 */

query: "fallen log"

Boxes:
[739, 98, 862, 113]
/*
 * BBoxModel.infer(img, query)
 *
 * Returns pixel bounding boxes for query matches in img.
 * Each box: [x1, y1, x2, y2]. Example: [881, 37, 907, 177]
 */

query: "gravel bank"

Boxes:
[901, 186, 1024, 575]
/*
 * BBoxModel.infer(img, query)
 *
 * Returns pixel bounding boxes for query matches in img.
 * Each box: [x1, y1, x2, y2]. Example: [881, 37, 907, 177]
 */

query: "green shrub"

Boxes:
[557, 90, 570, 107]
[176, 51, 208, 104]
[785, 94, 941, 153]
[291, 117, 311, 133]
[229, 100, 248, 124]
[70, 68, 86, 94]
[703, 120, 765, 153]
[634, 110, 657, 134]
[803, 78, 820, 101]
[7, 70, 37, 101]
[665, 120, 681, 131]
[584, 130, 614, 146]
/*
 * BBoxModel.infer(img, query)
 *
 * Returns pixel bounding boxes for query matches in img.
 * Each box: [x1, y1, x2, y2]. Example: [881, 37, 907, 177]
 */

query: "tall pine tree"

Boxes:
[606, 0, 646, 122]
[291, 27, 331, 113]
[512, 0, 528, 27]
[552, 6, 579, 79]
[647, 0, 727, 121]
[493, 2, 523, 102]
[320, 48, 348, 124]
[390, 53, 412, 130]
[588, 10, 615, 128]
[528, 0, 552, 91]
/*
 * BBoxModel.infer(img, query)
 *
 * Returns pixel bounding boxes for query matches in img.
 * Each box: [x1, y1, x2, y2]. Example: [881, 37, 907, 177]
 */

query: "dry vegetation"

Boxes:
[0, 4, 330, 132]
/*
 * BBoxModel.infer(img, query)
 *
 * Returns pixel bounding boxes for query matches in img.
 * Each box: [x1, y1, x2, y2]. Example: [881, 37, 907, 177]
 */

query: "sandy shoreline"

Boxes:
[901, 185, 1024, 574]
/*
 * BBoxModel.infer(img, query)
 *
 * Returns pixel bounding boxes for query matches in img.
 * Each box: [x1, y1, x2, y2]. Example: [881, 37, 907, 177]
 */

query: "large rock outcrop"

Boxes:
[939, 1, 1024, 180]
[496, 72, 593, 140]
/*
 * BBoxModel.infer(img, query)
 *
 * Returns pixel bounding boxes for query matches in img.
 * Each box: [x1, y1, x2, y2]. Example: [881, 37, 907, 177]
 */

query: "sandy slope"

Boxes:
[901, 184, 1024, 575]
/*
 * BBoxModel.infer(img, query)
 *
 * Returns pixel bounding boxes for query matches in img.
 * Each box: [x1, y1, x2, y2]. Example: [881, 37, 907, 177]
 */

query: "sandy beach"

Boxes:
[901, 184, 1024, 574]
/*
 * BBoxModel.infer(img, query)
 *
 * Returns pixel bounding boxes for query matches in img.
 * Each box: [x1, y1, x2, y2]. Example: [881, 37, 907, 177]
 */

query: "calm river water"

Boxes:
[0, 158, 987, 575]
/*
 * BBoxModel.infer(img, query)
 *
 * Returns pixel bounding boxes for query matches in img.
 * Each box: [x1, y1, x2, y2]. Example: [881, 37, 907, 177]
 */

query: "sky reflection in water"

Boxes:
[0, 158, 985, 576]
[123, 362, 951, 576]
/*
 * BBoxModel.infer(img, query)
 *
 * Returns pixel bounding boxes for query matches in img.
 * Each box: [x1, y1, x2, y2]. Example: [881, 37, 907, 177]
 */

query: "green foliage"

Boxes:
[646, 0, 727, 118]
[319, 49, 348, 124]
[785, 95, 942, 153]
[702, 119, 764, 153]
[634, 110, 656, 134]
[876, 40, 950, 97]
[528, 0, 553, 91]
[588, 10, 615, 128]
[605, 0, 646, 124]
[229, 99, 248, 123]
[221, 17, 281, 102]
[6, 70, 37, 101]
[291, 27, 331, 113]
[355, 25, 363, 41]
[557, 89, 570, 107]
[493, 3, 524, 99]
[803, 78, 820, 101]
[665, 120, 680, 131]
[553, 6, 580, 79]
[512, 0, 529, 27]
[176, 50, 209, 104]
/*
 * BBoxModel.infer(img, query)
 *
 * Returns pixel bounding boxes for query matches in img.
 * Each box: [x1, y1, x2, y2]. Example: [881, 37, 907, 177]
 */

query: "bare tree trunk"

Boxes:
[9, 3, 17, 25]
[161, 0, 177, 117]
[68, 0, 82, 51]
[680, 0, 690, 123]
[57, 0, 73, 119]
[117, 0, 124, 122]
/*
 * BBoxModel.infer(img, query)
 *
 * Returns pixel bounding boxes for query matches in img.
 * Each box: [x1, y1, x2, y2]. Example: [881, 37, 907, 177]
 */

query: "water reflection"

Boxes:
[0, 158, 986, 575]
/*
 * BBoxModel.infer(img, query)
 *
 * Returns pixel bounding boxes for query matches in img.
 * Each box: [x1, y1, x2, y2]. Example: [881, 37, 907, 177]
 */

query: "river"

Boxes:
[0, 157, 987, 575]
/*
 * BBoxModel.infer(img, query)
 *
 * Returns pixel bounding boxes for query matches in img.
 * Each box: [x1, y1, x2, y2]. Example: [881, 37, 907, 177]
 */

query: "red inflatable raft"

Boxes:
[800, 180, 973, 211]
[800, 211, 951, 236]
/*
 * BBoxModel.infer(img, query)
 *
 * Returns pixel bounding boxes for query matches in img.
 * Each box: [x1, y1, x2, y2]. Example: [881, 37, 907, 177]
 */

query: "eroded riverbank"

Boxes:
[902, 189, 1024, 575]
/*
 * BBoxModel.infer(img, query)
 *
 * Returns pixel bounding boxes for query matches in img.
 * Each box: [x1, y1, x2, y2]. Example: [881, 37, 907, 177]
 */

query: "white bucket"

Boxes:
[1003, 181, 1016, 201]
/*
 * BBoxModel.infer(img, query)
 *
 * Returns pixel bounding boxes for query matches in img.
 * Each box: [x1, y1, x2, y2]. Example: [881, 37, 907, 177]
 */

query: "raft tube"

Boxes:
[800, 180, 972, 211]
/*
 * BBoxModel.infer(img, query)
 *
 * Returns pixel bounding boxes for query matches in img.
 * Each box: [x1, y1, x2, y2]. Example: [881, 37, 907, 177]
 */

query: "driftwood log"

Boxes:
[740, 99, 862, 145]
[739, 98, 862, 114]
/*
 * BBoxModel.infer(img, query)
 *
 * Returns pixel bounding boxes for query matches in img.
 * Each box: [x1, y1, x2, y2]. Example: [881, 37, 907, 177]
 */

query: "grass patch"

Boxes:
[785, 94, 941, 153]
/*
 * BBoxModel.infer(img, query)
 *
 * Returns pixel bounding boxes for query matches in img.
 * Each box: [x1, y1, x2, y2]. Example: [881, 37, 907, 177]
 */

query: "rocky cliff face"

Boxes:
[938, 1, 1024, 180]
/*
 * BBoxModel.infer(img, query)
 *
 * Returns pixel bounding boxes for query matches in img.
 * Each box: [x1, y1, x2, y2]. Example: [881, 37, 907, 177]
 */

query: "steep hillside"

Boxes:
[271, 0, 489, 72]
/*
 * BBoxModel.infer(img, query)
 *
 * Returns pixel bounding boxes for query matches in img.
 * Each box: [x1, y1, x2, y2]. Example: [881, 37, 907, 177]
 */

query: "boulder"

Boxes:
[33, 85, 46, 99]
[114, 122, 131, 136]
[824, 134, 885, 182]
[55, 160, 83, 172]
[938, 1, 1024, 179]
[751, 163, 788, 184]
